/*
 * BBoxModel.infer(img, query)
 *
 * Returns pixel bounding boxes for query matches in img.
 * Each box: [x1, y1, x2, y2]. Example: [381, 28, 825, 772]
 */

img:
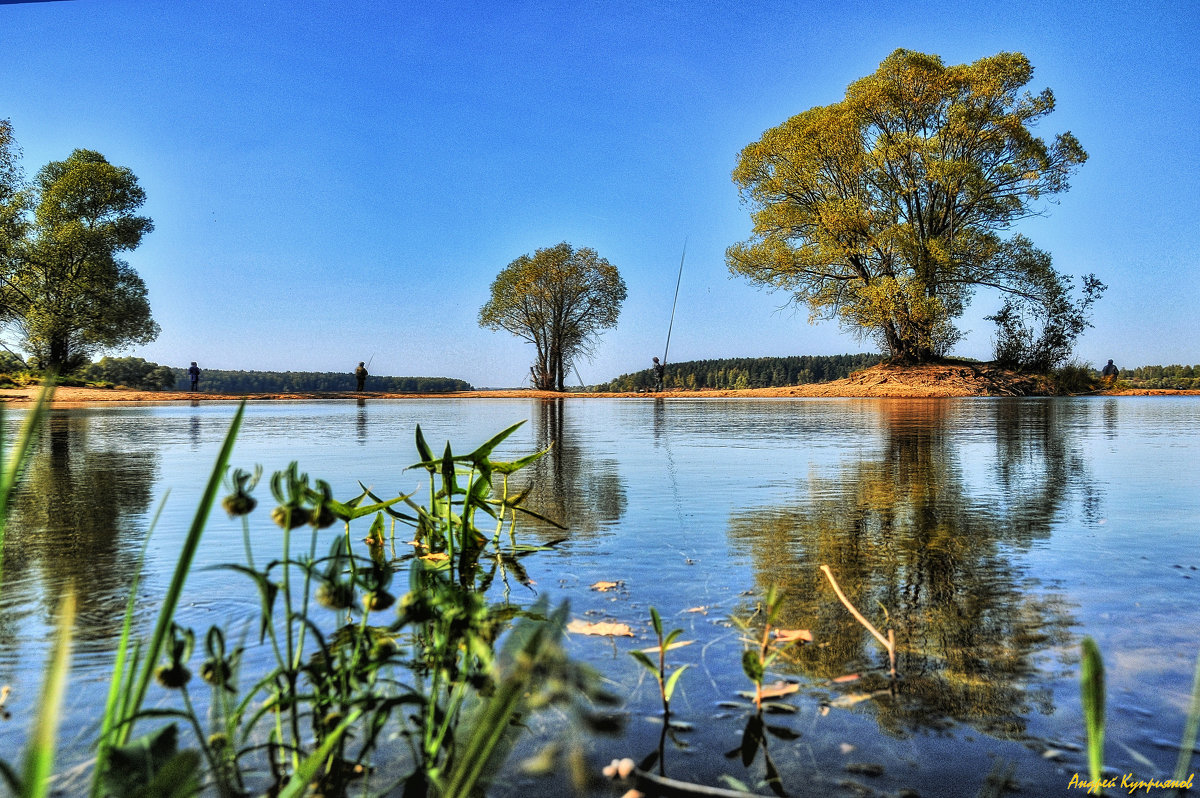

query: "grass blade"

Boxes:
[21, 590, 75, 798]
[120, 401, 246, 743]
[1172, 650, 1200, 785]
[1080, 636, 1105, 793]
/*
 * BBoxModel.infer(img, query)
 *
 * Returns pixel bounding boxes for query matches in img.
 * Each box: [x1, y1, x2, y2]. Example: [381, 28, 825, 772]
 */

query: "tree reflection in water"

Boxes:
[0, 411, 158, 654]
[728, 400, 1095, 739]
[523, 398, 626, 538]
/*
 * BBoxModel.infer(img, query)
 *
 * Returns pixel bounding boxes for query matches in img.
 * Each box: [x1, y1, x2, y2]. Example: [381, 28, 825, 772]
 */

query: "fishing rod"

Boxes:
[662, 239, 687, 365]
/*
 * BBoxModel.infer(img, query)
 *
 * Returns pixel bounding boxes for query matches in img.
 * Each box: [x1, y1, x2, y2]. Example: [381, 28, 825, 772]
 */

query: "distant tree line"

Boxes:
[176, 369, 472, 393]
[595, 353, 883, 392]
[0, 355, 472, 393]
[1115, 364, 1200, 390]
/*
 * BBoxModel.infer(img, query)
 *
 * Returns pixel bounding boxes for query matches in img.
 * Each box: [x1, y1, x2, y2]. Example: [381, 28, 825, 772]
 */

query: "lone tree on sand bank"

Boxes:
[727, 49, 1100, 365]
[480, 242, 626, 391]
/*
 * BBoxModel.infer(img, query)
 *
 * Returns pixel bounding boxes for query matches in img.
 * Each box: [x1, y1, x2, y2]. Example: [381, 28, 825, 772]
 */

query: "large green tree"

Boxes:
[727, 49, 1093, 363]
[1, 147, 158, 372]
[479, 242, 626, 391]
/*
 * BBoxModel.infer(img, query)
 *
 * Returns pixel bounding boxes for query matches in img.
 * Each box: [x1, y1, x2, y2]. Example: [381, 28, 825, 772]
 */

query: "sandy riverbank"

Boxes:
[1, 363, 1191, 405]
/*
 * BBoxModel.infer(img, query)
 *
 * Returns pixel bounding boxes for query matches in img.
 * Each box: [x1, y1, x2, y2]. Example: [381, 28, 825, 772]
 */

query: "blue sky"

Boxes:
[4, 0, 1197, 387]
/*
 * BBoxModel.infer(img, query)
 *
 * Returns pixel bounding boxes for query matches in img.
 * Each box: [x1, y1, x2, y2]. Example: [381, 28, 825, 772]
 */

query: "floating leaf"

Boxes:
[419, 552, 450, 562]
[832, 673, 860, 684]
[774, 629, 813, 644]
[566, 620, 633, 637]
[591, 581, 622, 592]
[737, 681, 799, 700]
[759, 681, 800, 699]
[825, 690, 889, 709]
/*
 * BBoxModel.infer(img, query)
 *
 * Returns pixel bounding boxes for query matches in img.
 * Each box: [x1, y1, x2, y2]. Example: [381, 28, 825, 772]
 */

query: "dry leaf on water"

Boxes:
[419, 552, 449, 562]
[738, 681, 800, 700]
[590, 581, 622, 592]
[567, 619, 634, 637]
[638, 640, 695, 655]
[774, 629, 813, 643]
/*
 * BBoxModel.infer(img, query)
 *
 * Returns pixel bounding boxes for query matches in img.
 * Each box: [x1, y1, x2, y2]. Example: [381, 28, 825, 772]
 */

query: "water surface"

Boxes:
[1, 397, 1197, 796]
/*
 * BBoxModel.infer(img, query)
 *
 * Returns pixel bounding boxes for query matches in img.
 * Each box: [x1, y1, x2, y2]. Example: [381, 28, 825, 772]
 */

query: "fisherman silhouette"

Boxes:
[355, 361, 368, 392]
[652, 357, 665, 392]
[188, 362, 200, 392]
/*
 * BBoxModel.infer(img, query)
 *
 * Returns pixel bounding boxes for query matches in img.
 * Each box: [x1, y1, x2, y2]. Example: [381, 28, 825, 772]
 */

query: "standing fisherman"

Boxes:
[354, 361, 368, 392]
[188, 361, 201, 392]
[652, 356, 665, 392]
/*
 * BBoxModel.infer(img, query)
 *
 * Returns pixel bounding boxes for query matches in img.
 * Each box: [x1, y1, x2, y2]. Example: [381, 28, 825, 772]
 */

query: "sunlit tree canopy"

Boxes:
[0, 146, 158, 373]
[728, 49, 1091, 363]
[479, 242, 626, 391]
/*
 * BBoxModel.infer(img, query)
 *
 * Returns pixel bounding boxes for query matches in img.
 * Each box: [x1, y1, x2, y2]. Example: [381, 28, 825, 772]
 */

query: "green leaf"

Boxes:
[741, 649, 764, 684]
[629, 649, 658, 674]
[466, 420, 526, 465]
[490, 443, 553, 474]
[663, 664, 690, 702]
[663, 628, 683, 649]
[508, 504, 568, 530]
[415, 424, 434, 466]
[367, 512, 386, 541]
[101, 724, 186, 798]
[276, 709, 363, 798]
[649, 606, 663, 637]
[1080, 636, 1105, 790]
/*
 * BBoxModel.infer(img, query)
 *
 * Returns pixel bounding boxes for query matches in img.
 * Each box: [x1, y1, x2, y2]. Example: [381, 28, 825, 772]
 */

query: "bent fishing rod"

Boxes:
[662, 239, 687, 365]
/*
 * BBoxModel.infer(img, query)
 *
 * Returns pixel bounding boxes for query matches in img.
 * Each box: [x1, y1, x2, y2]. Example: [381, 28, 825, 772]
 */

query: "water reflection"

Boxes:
[0, 412, 158, 655]
[524, 399, 626, 537]
[356, 398, 368, 445]
[728, 401, 1092, 738]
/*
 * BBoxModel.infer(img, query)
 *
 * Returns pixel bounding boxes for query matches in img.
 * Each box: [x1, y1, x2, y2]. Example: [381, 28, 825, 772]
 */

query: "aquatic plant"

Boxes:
[1078, 637, 1200, 797]
[0, 403, 599, 796]
[629, 606, 690, 719]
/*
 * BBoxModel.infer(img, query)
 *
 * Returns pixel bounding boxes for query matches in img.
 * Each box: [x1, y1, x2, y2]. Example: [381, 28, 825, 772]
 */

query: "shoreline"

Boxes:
[0, 385, 1194, 406]
[0, 362, 1192, 405]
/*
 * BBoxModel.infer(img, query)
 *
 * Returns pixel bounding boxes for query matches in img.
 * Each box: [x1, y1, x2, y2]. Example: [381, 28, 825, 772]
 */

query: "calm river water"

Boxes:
[1, 397, 1198, 796]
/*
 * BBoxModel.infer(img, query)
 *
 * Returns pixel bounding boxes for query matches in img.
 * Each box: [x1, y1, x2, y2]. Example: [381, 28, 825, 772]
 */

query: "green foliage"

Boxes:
[987, 266, 1106, 372]
[596, 353, 882, 391]
[1116, 364, 1200, 390]
[1051, 362, 1101, 394]
[13, 411, 579, 797]
[629, 607, 690, 718]
[82, 356, 176, 390]
[480, 242, 627, 391]
[1, 146, 158, 373]
[727, 49, 1092, 363]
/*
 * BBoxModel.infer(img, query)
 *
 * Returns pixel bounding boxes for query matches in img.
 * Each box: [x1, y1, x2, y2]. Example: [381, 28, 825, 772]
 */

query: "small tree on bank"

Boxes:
[727, 49, 1099, 365]
[479, 243, 626, 391]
